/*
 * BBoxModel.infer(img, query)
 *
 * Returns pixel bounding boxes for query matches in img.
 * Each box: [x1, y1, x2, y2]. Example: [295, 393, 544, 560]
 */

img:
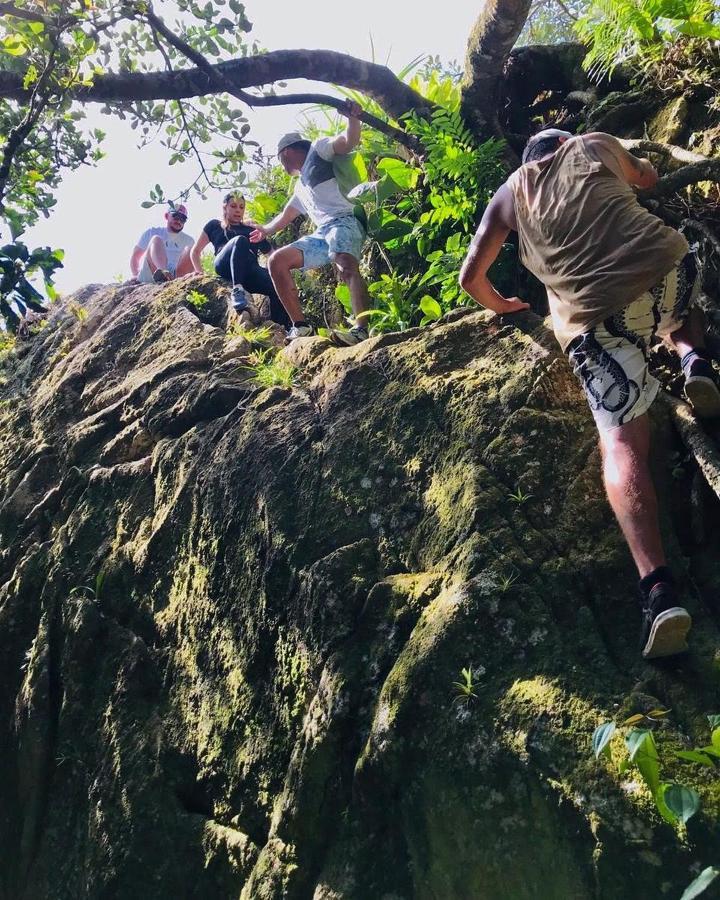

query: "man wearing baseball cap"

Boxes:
[130, 203, 195, 283]
[459, 127, 720, 660]
[249, 101, 370, 344]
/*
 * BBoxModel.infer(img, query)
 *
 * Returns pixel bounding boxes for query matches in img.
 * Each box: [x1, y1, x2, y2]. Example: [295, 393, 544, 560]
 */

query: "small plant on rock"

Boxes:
[69, 302, 88, 323]
[507, 485, 533, 505]
[452, 666, 479, 706]
[186, 289, 209, 310]
[246, 348, 297, 389]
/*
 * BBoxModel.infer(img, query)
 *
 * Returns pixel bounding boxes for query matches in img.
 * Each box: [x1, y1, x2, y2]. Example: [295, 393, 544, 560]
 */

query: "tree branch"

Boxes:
[641, 158, 720, 200]
[0, 50, 430, 146]
[619, 138, 708, 167]
[141, 7, 422, 151]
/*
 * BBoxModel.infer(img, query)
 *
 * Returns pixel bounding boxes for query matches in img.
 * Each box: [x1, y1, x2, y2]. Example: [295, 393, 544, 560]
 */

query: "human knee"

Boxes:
[268, 252, 290, 279]
[333, 252, 359, 281]
[229, 234, 250, 251]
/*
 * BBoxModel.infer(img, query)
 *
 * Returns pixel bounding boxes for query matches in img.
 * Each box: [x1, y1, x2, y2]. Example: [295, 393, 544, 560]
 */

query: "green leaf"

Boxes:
[376, 158, 418, 190]
[662, 783, 700, 824]
[419, 295, 442, 321]
[707, 715, 720, 730]
[334, 283, 351, 315]
[140, 201, 154, 209]
[622, 713, 646, 726]
[712, 728, 720, 752]
[675, 750, 715, 767]
[680, 866, 720, 900]
[626, 729, 660, 795]
[592, 722, 616, 759]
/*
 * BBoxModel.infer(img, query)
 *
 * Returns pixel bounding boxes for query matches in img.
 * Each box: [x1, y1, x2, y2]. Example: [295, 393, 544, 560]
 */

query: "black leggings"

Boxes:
[214, 235, 290, 328]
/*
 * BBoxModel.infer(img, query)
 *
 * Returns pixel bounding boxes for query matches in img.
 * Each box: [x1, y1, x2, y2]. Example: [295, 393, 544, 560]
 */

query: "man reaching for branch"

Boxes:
[460, 128, 720, 660]
[250, 101, 370, 345]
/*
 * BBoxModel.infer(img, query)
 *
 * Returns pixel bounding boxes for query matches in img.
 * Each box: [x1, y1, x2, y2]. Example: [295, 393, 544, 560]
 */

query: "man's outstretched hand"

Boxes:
[249, 226, 268, 243]
[499, 297, 531, 313]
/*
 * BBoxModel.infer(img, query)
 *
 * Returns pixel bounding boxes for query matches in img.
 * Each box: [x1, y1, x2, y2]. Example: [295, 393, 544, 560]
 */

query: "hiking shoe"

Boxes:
[330, 325, 368, 346]
[682, 351, 720, 418]
[639, 581, 691, 659]
[231, 286, 250, 313]
[286, 324, 315, 342]
[152, 269, 172, 284]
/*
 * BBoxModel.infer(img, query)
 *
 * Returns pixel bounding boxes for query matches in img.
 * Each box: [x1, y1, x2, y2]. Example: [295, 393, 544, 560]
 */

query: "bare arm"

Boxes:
[129, 246, 144, 277]
[190, 231, 210, 273]
[332, 100, 362, 155]
[459, 185, 530, 314]
[585, 132, 659, 189]
[249, 202, 303, 243]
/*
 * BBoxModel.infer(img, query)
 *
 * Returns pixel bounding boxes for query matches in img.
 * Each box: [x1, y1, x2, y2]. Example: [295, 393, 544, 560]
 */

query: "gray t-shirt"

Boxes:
[290, 137, 355, 229]
[136, 226, 194, 272]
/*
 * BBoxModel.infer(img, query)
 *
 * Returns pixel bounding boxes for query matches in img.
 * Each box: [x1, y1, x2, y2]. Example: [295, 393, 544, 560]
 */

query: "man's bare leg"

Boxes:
[599, 414, 665, 578]
[334, 252, 370, 327]
[599, 413, 691, 657]
[267, 246, 305, 323]
[145, 235, 169, 276]
[175, 247, 194, 278]
[667, 308, 720, 416]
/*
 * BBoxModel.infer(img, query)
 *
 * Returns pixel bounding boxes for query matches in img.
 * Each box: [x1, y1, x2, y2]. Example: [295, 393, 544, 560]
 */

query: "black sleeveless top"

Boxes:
[202, 219, 271, 256]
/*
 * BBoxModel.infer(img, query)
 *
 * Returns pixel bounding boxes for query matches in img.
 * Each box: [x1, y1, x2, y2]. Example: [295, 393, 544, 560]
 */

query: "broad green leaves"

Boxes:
[661, 783, 700, 824]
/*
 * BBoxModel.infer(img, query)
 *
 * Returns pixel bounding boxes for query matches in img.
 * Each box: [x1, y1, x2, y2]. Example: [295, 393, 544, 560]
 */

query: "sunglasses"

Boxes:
[169, 211, 187, 221]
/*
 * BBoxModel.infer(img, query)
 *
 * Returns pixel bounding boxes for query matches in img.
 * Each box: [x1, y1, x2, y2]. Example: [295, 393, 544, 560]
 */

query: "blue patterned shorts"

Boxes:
[567, 253, 699, 431]
[290, 215, 366, 271]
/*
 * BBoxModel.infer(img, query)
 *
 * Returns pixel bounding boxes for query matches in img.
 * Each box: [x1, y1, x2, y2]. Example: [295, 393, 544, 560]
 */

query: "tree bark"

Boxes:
[460, 0, 533, 146]
[0, 49, 431, 121]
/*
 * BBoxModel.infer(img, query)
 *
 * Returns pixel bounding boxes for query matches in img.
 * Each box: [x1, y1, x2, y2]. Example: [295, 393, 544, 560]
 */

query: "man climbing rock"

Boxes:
[130, 204, 195, 283]
[459, 128, 720, 660]
[249, 101, 370, 344]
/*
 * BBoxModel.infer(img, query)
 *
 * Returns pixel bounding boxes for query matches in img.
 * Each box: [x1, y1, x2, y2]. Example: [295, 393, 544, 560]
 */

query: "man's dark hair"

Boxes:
[286, 139, 311, 155]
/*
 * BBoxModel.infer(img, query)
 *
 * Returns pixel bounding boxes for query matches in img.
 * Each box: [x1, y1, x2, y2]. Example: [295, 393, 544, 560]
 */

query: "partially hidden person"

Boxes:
[459, 128, 720, 659]
[130, 203, 195, 283]
[249, 101, 370, 344]
[190, 192, 291, 328]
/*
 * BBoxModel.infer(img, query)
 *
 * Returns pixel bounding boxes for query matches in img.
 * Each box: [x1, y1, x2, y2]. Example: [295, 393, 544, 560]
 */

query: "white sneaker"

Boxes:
[286, 324, 315, 341]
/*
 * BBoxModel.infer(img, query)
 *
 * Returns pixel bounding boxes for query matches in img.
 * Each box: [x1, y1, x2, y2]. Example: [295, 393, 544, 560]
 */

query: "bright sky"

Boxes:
[17, 1, 479, 293]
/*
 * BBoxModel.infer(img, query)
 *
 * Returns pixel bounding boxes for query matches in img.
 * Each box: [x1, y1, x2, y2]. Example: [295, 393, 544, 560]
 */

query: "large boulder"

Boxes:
[0, 278, 718, 899]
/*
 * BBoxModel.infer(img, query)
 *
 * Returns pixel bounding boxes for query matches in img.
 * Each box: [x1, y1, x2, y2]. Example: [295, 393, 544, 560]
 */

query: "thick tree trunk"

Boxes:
[460, 0, 533, 146]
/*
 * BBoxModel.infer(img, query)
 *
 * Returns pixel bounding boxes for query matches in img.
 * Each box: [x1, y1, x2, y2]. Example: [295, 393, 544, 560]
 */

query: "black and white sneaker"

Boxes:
[231, 286, 250, 313]
[330, 325, 368, 346]
[682, 351, 720, 418]
[639, 581, 691, 659]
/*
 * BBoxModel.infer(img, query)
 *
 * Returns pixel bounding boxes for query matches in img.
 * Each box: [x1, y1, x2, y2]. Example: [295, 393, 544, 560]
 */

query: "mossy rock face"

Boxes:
[0, 281, 719, 900]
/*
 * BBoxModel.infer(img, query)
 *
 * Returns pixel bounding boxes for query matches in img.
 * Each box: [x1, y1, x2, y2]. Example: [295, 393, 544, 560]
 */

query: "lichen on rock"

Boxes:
[0, 279, 718, 899]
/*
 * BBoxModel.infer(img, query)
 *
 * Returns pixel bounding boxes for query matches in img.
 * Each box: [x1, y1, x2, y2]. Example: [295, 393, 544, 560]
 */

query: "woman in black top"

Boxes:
[190, 193, 290, 328]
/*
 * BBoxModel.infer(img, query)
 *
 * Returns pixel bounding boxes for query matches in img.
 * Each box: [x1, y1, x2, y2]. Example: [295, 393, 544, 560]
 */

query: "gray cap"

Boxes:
[277, 131, 305, 155]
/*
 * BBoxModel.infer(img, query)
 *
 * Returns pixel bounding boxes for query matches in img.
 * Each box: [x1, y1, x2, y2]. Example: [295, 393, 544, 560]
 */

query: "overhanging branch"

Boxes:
[0, 49, 431, 130]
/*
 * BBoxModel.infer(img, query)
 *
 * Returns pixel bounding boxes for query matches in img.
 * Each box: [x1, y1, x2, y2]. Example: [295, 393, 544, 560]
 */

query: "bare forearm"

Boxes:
[345, 115, 361, 151]
[461, 271, 514, 313]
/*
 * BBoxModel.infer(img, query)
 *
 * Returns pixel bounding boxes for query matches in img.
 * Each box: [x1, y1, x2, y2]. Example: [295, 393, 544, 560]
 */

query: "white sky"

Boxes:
[17, 1, 479, 293]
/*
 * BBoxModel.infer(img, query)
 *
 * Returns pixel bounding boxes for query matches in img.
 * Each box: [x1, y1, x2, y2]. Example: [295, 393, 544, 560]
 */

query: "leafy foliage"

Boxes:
[575, 0, 720, 78]
[590, 708, 715, 827]
[0, 0, 256, 237]
[0, 241, 63, 331]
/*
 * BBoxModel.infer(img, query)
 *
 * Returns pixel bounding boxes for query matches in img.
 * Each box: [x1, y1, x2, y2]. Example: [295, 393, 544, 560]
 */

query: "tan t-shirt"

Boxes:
[507, 135, 688, 350]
